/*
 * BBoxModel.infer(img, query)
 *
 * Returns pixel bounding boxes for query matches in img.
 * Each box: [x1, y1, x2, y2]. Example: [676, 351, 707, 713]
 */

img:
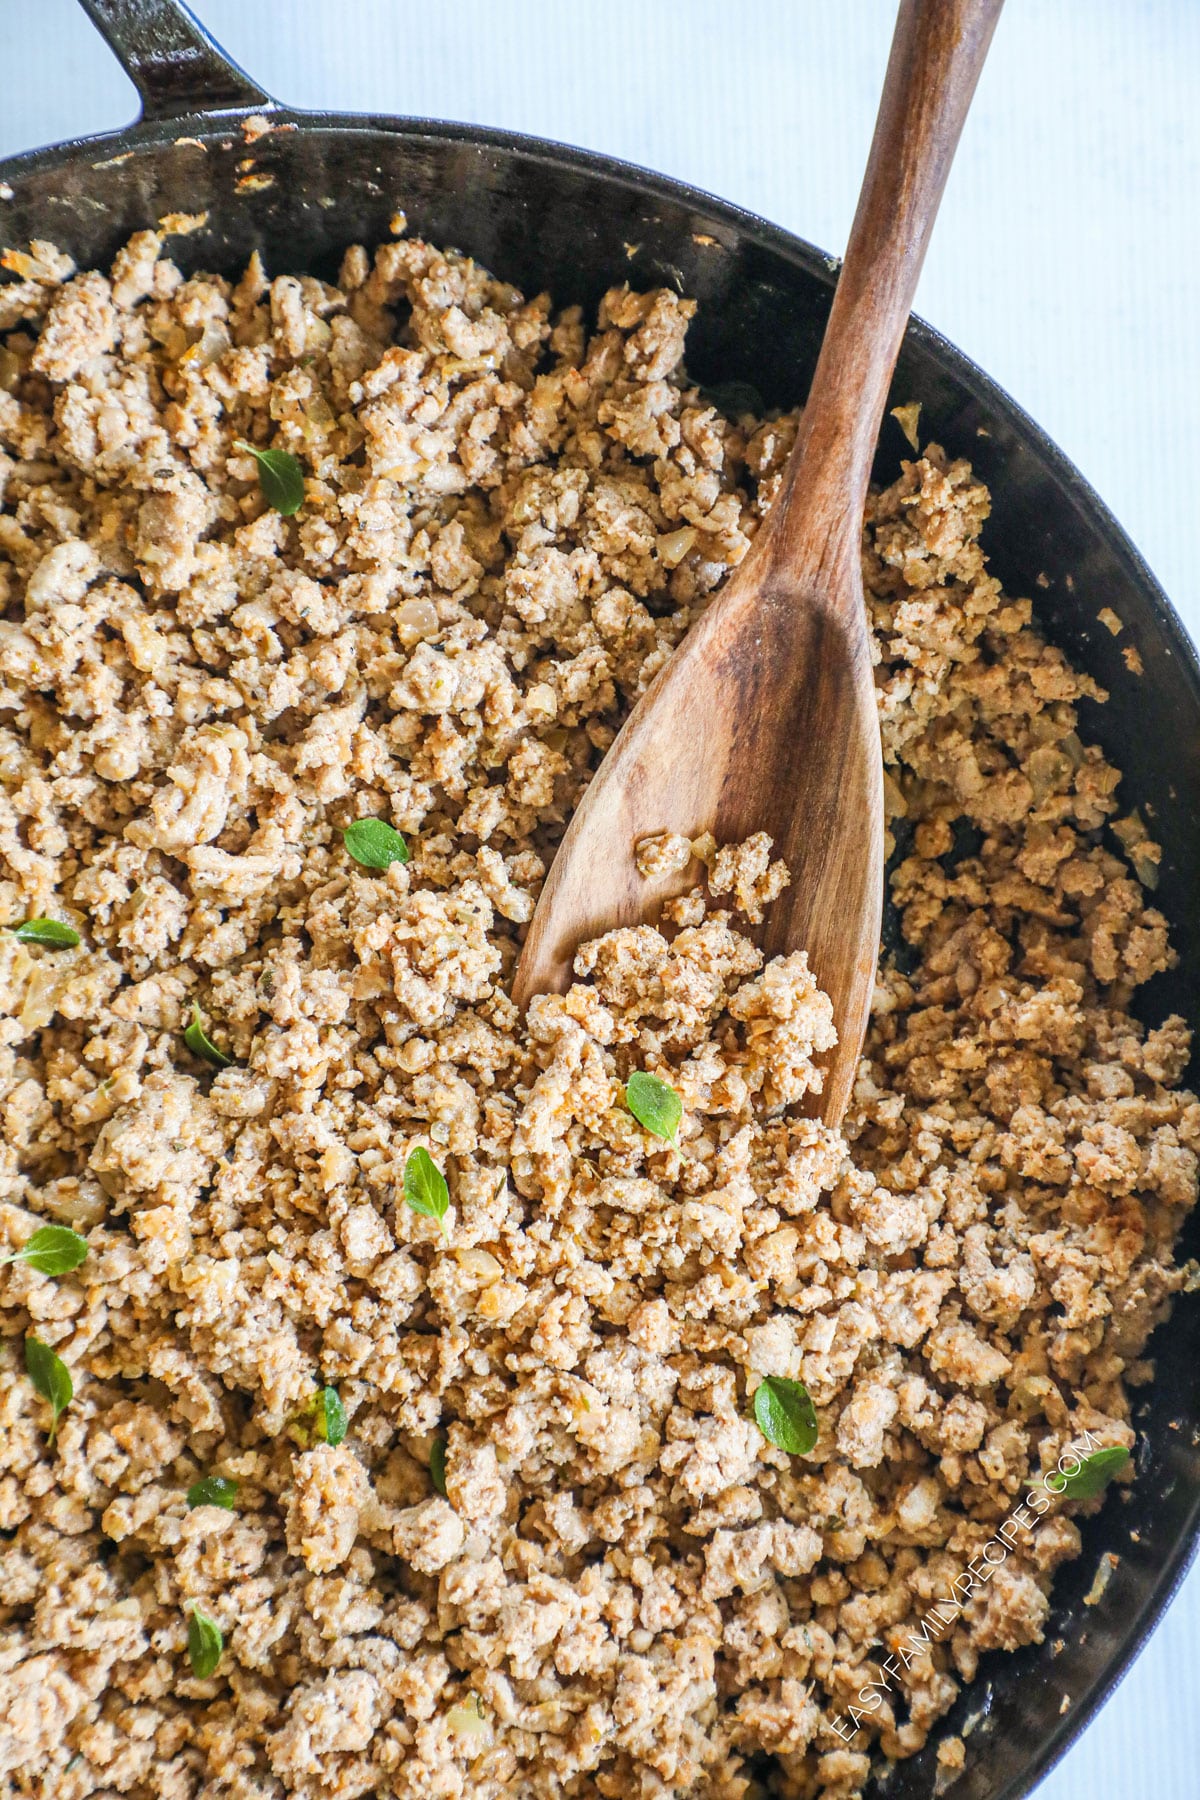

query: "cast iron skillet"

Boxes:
[2, 3, 1198, 1795]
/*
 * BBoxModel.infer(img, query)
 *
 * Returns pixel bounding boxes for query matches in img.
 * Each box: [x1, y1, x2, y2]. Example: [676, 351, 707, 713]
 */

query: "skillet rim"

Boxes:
[2, 88, 1199, 1800]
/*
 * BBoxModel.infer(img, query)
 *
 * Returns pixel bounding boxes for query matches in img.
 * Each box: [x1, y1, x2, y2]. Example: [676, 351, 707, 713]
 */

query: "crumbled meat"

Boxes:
[0, 227, 1194, 1800]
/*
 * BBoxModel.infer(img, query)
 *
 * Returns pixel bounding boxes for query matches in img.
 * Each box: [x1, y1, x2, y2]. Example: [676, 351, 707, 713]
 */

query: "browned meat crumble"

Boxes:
[0, 227, 1196, 1800]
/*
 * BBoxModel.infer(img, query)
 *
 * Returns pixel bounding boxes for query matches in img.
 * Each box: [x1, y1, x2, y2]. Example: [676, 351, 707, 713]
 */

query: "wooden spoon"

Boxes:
[512, 0, 1004, 1124]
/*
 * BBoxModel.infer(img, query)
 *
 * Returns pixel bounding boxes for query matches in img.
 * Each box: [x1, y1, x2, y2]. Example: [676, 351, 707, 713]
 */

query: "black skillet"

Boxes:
[2, 3, 1198, 1795]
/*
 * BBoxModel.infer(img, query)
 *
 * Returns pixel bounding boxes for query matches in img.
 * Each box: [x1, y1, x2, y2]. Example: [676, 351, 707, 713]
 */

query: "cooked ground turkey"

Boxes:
[0, 226, 1195, 1800]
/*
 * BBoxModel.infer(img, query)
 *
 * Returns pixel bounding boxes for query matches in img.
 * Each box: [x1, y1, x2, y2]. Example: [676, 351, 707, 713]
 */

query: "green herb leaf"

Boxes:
[700, 379, 765, 418]
[24, 1336, 73, 1443]
[183, 1001, 234, 1069]
[9, 917, 80, 949]
[404, 1146, 450, 1236]
[315, 1385, 348, 1448]
[752, 1376, 819, 1456]
[233, 439, 305, 516]
[19, 1227, 87, 1276]
[343, 817, 410, 870]
[624, 1070, 683, 1143]
[429, 1435, 448, 1497]
[1044, 1445, 1131, 1500]
[1, 1225, 88, 1276]
[186, 1606, 224, 1678]
[287, 1382, 349, 1449]
[187, 1475, 239, 1510]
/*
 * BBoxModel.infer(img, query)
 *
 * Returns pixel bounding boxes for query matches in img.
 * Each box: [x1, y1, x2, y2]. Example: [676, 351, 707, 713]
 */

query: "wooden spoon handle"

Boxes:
[775, 0, 1004, 577]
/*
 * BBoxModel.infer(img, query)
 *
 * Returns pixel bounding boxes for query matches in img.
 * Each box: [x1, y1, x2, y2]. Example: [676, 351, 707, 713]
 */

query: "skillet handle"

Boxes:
[78, 0, 275, 121]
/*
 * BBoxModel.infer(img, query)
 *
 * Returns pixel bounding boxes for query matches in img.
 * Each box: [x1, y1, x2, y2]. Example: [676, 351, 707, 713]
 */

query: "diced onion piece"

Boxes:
[1027, 745, 1074, 802]
[1008, 1375, 1056, 1419]
[394, 599, 440, 646]
[657, 526, 696, 569]
[455, 1247, 503, 1285]
[1084, 1551, 1118, 1607]
[17, 949, 68, 1031]
[525, 683, 557, 721]
[446, 1697, 492, 1742]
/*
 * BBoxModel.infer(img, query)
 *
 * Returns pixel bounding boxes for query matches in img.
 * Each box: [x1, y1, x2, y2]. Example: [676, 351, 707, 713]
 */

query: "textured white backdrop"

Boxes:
[1, 2, 1198, 1794]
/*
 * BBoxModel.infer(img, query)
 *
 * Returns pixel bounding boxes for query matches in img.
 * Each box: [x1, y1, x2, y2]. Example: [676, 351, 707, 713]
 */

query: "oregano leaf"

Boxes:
[24, 1336, 73, 1443]
[183, 1001, 234, 1069]
[186, 1606, 224, 1678]
[1044, 1445, 1131, 1500]
[187, 1475, 239, 1510]
[0, 1225, 88, 1276]
[315, 1385, 348, 1448]
[343, 817, 410, 870]
[752, 1376, 818, 1456]
[404, 1146, 450, 1237]
[9, 917, 80, 948]
[233, 439, 305, 515]
[624, 1070, 682, 1143]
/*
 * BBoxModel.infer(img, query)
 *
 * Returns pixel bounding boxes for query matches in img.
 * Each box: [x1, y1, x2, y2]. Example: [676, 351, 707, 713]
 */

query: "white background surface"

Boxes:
[2, 2, 1198, 1794]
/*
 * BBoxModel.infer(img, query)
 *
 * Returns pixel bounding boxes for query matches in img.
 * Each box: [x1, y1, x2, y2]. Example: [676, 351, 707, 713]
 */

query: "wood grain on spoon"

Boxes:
[513, 0, 1004, 1125]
